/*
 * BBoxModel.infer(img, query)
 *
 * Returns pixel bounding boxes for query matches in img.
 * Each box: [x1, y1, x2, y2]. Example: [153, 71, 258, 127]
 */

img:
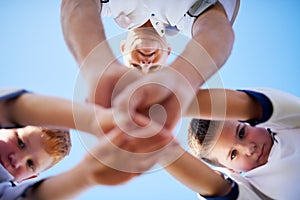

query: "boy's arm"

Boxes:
[23, 126, 174, 199]
[162, 145, 232, 197]
[4, 92, 114, 136]
[185, 89, 263, 122]
[247, 88, 300, 127]
[0, 89, 28, 128]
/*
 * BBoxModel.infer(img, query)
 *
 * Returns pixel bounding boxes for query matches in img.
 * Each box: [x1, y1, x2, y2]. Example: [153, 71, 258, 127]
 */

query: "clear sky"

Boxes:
[1, 1, 300, 199]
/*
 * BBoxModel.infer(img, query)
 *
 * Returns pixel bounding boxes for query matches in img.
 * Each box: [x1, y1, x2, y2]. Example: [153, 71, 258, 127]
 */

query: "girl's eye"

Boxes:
[27, 159, 34, 170]
[238, 127, 246, 139]
[231, 150, 237, 160]
[17, 138, 25, 149]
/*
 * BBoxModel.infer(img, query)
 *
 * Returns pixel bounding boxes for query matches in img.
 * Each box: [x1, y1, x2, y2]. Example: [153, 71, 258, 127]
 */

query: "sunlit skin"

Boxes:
[121, 20, 171, 74]
[208, 121, 273, 173]
[0, 126, 53, 182]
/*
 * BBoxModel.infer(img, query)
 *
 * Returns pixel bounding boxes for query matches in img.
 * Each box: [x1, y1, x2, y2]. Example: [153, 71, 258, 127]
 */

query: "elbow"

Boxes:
[204, 18, 235, 69]
[215, 24, 235, 68]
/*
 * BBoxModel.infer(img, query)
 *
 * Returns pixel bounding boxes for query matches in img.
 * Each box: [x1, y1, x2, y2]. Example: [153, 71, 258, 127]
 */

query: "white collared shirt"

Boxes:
[101, 0, 239, 38]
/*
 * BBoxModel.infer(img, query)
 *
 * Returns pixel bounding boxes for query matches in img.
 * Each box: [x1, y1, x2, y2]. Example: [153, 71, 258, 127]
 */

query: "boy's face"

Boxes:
[209, 121, 273, 173]
[0, 126, 53, 182]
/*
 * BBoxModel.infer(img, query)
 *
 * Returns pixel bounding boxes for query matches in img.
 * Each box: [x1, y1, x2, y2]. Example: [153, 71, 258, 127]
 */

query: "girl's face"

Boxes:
[209, 121, 273, 173]
[0, 126, 53, 182]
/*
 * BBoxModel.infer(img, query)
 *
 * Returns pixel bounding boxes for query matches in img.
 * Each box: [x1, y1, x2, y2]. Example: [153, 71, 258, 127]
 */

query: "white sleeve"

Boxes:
[0, 88, 29, 129]
[197, 167, 270, 200]
[231, 173, 272, 200]
[0, 180, 38, 200]
[250, 88, 300, 128]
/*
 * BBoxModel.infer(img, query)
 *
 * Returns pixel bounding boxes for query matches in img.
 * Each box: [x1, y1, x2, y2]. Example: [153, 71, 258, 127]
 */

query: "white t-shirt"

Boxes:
[242, 88, 300, 199]
[101, 0, 239, 37]
[200, 88, 300, 200]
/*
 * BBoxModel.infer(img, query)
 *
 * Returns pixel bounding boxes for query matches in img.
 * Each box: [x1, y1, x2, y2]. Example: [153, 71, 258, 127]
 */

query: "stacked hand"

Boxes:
[81, 114, 181, 186]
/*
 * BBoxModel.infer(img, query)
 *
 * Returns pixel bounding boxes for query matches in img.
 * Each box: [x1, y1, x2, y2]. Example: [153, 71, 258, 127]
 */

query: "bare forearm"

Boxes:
[61, 0, 121, 97]
[185, 89, 263, 121]
[8, 93, 114, 135]
[170, 2, 234, 91]
[27, 164, 92, 200]
[164, 147, 231, 197]
[61, 0, 114, 65]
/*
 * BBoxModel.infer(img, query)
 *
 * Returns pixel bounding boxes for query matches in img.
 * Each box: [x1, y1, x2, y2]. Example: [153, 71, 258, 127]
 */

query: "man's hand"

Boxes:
[112, 67, 197, 131]
[82, 59, 142, 107]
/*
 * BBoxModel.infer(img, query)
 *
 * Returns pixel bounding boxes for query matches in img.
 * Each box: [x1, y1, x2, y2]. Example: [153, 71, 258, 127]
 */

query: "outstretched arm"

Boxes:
[112, 2, 235, 131]
[23, 124, 175, 199]
[170, 1, 234, 92]
[185, 88, 263, 121]
[2, 91, 114, 136]
[161, 145, 232, 197]
[61, 0, 140, 107]
[60, 0, 106, 65]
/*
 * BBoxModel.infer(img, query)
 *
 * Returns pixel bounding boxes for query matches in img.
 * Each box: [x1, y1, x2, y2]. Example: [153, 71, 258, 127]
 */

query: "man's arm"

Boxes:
[61, 0, 139, 107]
[60, 0, 107, 65]
[112, 2, 235, 130]
[170, 1, 234, 91]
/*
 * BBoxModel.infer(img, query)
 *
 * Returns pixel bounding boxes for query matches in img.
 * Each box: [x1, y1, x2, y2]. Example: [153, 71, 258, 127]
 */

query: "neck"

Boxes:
[140, 20, 153, 28]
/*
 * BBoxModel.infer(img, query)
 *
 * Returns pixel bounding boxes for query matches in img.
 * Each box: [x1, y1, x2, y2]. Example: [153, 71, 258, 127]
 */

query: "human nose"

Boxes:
[139, 63, 151, 74]
[8, 153, 25, 169]
[240, 142, 256, 156]
[137, 50, 155, 63]
[139, 57, 154, 67]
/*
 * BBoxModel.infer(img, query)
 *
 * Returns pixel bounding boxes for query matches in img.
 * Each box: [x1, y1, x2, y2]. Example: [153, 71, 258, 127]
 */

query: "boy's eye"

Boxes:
[231, 150, 237, 160]
[27, 159, 35, 170]
[17, 138, 25, 149]
[238, 127, 246, 139]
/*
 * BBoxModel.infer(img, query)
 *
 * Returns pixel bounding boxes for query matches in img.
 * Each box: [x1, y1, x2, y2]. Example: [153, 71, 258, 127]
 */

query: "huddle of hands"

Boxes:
[80, 60, 194, 186]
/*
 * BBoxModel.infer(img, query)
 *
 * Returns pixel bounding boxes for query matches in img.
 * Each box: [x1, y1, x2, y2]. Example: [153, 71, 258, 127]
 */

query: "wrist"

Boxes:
[158, 140, 185, 168]
[169, 59, 204, 92]
[94, 107, 115, 135]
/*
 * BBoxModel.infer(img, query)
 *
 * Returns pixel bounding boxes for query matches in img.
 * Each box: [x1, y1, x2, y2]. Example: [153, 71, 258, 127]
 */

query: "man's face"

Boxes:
[0, 126, 53, 182]
[209, 121, 273, 173]
[121, 27, 171, 74]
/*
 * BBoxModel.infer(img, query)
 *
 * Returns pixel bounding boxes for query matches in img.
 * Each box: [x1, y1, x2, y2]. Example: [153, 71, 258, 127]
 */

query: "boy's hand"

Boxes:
[82, 121, 179, 186]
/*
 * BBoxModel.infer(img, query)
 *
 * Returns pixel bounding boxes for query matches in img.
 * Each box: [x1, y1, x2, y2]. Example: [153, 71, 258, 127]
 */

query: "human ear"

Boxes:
[120, 40, 126, 53]
[167, 44, 171, 55]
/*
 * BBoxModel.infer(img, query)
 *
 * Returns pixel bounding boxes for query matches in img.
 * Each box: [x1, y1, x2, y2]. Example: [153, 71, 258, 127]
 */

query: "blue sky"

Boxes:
[1, 1, 300, 199]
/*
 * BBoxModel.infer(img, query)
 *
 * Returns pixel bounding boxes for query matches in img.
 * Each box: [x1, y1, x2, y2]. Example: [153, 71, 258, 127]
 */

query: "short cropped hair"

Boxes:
[40, 127, 71, 170]
[188, 118, 223, 167]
